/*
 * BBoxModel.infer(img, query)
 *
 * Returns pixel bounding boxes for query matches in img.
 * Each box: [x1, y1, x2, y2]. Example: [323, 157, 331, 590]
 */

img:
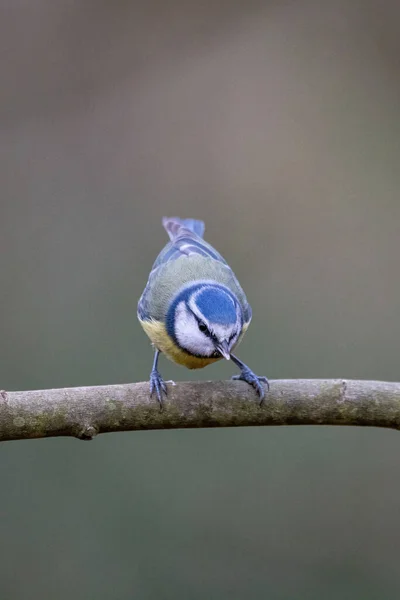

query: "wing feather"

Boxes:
[151, 219, 228, 272]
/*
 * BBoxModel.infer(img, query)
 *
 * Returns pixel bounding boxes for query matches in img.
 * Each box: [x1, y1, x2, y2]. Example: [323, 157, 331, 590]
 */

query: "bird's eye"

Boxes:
[198, 322, 208, 333]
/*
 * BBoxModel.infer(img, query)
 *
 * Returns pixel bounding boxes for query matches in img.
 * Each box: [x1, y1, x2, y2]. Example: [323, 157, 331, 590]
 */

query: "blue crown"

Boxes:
[194, 286, 237, 325]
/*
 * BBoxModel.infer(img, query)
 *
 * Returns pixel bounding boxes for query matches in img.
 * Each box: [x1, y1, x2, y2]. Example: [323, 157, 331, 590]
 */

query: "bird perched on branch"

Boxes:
[138, 217, 268, 406]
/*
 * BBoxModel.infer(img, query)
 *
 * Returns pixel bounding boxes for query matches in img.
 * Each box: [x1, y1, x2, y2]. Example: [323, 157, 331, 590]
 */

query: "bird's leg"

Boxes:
[230, 354, 269, 405]
[149, 349, 167, 408]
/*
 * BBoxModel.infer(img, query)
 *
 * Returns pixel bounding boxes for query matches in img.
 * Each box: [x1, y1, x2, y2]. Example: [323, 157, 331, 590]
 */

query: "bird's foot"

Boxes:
[149, 369, 167, 408]
[232, 368, 269, 405]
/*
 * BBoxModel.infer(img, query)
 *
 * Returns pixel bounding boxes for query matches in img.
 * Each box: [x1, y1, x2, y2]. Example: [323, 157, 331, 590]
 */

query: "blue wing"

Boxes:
[151, 217, 228, 271]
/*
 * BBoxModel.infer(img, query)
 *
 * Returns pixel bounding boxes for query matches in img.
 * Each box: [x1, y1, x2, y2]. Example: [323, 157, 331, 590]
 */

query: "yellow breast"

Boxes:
[139, 318, 222, 369]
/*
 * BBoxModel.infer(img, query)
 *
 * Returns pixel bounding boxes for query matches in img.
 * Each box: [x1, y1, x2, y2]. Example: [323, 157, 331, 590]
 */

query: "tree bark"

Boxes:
[1, 379, 400, 442]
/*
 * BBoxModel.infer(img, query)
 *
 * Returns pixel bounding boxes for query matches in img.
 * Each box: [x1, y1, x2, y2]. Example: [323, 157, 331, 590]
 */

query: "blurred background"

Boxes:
[1, 0, 400, 598]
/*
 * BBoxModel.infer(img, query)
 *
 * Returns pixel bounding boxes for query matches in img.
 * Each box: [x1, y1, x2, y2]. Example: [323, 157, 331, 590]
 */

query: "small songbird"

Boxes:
[137, 217, 268, 405]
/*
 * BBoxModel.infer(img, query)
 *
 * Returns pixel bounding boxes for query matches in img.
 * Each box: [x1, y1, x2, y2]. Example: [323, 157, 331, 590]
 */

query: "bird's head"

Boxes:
[168, 283, 243, 359]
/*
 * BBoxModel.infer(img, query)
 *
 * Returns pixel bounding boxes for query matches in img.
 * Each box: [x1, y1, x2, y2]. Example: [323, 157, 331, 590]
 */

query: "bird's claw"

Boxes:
[150, 369, 167, 408]
[232, 368, 269, 404]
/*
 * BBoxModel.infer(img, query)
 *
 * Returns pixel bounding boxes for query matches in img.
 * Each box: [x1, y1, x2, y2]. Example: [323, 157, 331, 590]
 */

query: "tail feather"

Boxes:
[162, 217, 205, 240]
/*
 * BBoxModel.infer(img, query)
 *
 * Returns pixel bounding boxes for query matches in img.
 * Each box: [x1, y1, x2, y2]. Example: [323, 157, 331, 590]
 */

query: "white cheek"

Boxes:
[229, 330, 241, 349]
[211, 309, 242, 348]
[212, 324, 234, 341]
[174, 302, 215, 356]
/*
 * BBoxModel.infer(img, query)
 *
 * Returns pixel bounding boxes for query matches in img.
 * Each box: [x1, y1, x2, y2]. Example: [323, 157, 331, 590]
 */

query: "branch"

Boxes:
[1, 379, 400, 442]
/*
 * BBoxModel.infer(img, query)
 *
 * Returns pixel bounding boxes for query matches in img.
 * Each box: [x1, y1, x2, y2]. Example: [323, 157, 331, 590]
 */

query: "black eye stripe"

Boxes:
[195, 318, 237, 343]
[195, 318, 216, 340]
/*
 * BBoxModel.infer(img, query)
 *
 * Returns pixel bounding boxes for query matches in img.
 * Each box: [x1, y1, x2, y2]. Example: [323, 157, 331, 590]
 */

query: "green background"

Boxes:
[1, 1, 400, 598]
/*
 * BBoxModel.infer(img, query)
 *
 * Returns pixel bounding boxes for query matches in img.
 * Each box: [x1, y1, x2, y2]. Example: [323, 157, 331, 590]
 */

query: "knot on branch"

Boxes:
[76, 424, 98, 441]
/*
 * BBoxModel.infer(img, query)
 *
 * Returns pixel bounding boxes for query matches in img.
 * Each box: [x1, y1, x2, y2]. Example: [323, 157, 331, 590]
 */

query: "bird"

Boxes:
[137, 217, 268, 406]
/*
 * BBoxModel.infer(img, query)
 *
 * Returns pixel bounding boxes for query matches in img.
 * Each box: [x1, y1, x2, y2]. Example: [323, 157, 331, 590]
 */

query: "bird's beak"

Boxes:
[216, 340, 231, 360]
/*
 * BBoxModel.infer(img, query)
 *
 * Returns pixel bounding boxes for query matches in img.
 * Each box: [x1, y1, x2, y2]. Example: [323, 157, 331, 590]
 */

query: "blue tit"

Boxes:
[137, 217, 268, 406]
